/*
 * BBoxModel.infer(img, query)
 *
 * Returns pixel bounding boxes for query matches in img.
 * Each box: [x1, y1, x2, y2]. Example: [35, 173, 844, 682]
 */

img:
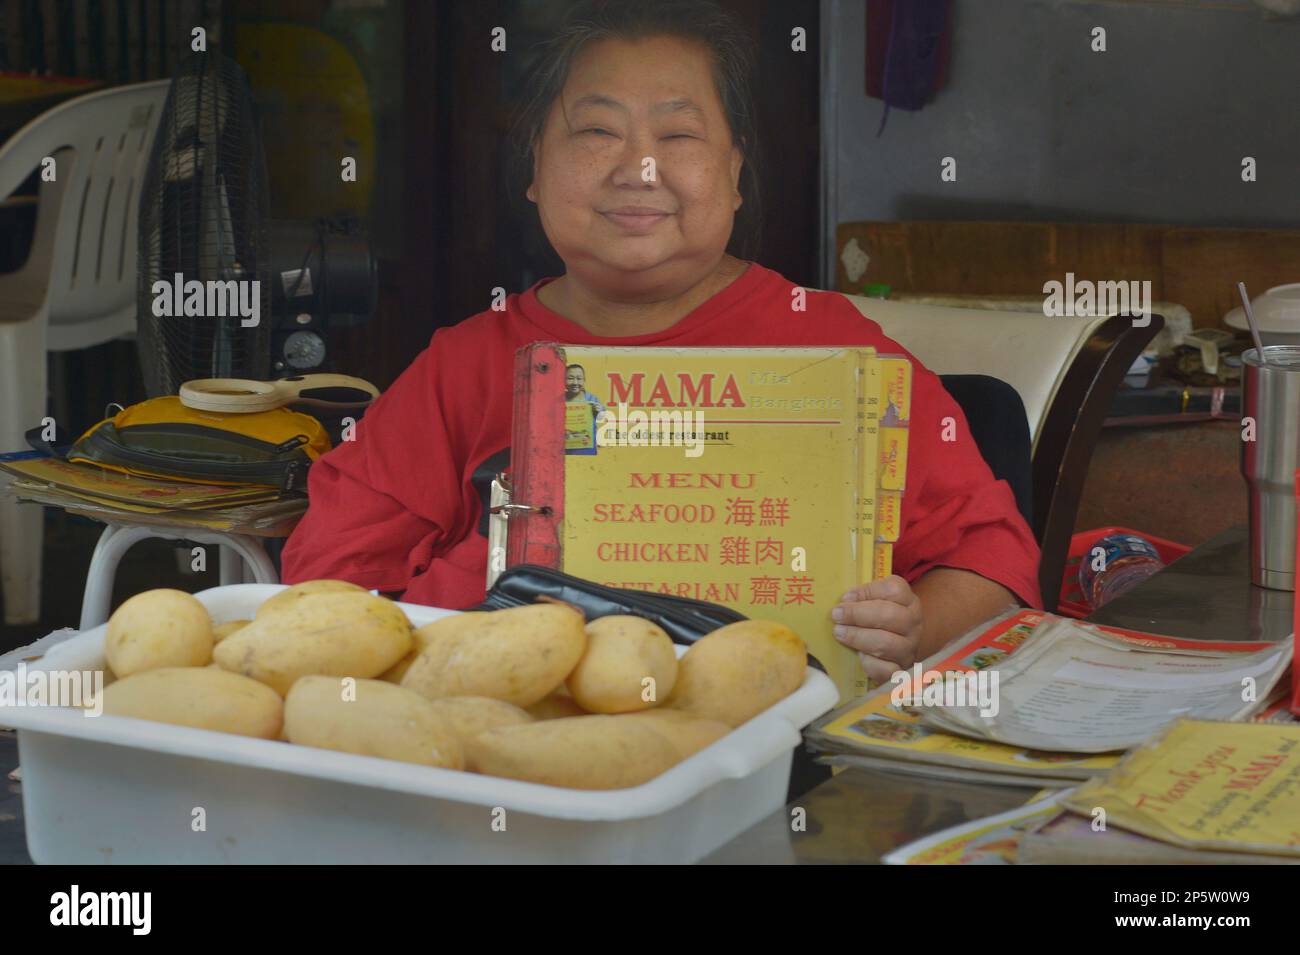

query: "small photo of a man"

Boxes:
[564, 363, 606, 455]
[564, 363, 606, 416]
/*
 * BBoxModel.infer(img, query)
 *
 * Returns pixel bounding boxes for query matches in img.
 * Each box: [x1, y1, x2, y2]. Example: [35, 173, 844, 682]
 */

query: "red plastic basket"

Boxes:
[1058, 526, 1192, 618]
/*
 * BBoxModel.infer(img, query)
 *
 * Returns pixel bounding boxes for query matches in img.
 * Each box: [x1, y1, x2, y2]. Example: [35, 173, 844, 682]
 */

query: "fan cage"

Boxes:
[137, 51, 272, 397]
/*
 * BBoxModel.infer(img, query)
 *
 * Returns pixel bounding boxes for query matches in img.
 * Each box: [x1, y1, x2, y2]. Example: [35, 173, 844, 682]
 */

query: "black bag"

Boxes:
[472, 564, 831, 802]
[476, 564, 827, 671]
[473, 563, 747, 645]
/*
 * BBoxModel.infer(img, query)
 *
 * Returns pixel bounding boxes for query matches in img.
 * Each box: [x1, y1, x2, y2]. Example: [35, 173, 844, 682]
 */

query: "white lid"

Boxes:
[1225, 284, 1300, 332]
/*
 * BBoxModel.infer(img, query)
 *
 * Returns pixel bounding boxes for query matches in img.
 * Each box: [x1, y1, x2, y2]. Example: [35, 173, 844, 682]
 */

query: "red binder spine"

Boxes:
[508, 342, 566, 569]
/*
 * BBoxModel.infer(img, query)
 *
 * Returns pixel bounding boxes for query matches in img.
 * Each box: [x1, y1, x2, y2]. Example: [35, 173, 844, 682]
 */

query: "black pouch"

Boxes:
[477, 564, 829, 671]
[473, 563, 832, 802]
[57, 396, 330, 493]
[474, 563, 747, 646]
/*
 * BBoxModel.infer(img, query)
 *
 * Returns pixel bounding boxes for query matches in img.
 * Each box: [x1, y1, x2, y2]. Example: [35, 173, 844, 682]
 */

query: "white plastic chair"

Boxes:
[843, 293, 1160, 610]
[0, 80, 170, 624]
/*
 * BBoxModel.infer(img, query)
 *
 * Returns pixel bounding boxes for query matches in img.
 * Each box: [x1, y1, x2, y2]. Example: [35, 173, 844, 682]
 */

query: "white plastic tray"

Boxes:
[6, 584, 838, 864]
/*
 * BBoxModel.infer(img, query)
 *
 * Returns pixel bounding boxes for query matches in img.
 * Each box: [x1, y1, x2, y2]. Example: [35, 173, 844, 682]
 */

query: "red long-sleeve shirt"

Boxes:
[281, 263, 1042, 611]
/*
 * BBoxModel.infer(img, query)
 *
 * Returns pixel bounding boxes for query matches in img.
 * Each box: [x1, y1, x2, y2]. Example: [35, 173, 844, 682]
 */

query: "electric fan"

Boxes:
[137, 51, 271, 396]
[137, 52, 378, 397]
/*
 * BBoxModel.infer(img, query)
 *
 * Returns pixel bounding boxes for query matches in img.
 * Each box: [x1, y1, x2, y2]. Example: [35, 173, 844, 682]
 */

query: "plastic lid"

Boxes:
[1225, 284, 1300, 332]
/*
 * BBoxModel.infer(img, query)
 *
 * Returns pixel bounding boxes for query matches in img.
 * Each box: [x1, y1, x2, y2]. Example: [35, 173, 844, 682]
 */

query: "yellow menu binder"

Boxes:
[510, 345, 912, 701]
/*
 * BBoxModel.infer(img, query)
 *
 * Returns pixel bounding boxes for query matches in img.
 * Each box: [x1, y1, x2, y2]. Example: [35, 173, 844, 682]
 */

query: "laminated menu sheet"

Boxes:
[915, 617, 1293, 754]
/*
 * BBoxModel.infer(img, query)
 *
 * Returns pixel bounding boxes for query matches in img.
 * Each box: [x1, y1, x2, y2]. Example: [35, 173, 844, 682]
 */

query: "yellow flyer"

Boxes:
[883, 789, 1069, 865]
[564, 400, 596, 451]
[1063, 719, 1300, 855]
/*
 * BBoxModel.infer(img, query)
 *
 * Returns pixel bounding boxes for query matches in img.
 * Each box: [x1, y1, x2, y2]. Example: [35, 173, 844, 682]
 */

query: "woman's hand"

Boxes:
[831, 575, 923, 683]
[832, 569, 1021, 683]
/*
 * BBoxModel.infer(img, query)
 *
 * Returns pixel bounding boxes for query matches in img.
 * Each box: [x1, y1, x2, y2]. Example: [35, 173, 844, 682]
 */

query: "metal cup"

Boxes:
[1241, 345, 1300, 591]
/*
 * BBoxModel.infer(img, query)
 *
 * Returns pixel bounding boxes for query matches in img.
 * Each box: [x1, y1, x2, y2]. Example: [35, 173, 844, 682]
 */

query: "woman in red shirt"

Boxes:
[282, 0, 1041, 683]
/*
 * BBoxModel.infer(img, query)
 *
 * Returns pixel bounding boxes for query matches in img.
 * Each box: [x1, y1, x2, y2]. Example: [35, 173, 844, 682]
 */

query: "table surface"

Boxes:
[702, 523, 1291, 864]
[0, 524, 1287, 865]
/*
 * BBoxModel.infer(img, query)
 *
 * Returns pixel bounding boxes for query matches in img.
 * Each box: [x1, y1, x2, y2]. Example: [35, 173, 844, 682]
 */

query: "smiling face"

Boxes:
[565, 365, 586, 398]
[526, 35, 744, 300]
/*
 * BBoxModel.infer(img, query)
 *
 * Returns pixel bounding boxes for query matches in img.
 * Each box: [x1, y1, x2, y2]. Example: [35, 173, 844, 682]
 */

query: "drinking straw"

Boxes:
[1239, 281, 1269, 366]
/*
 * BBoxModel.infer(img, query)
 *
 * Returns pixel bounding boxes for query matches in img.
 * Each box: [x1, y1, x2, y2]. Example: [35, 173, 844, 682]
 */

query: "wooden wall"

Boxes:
[836, 220, 1300, 328]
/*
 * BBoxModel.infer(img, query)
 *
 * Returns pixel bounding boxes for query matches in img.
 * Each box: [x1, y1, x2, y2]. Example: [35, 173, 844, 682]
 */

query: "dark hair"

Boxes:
[508, 0, 763, 262]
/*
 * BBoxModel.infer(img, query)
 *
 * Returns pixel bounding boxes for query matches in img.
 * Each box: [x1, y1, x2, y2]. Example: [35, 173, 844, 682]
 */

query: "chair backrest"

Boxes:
[0, 80, 170, 327]
[842, 294, 1161, 610]
[939, 374, 1034, 527]
[845, 295, 1107, 455]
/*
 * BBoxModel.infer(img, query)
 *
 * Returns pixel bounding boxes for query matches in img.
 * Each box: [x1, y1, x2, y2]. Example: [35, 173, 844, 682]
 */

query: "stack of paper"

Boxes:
[914, 616, 1292, 753]
[806, 609, 1293, 788]
[807, 610, 1122, 786]
[0, 453, 303, 533]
